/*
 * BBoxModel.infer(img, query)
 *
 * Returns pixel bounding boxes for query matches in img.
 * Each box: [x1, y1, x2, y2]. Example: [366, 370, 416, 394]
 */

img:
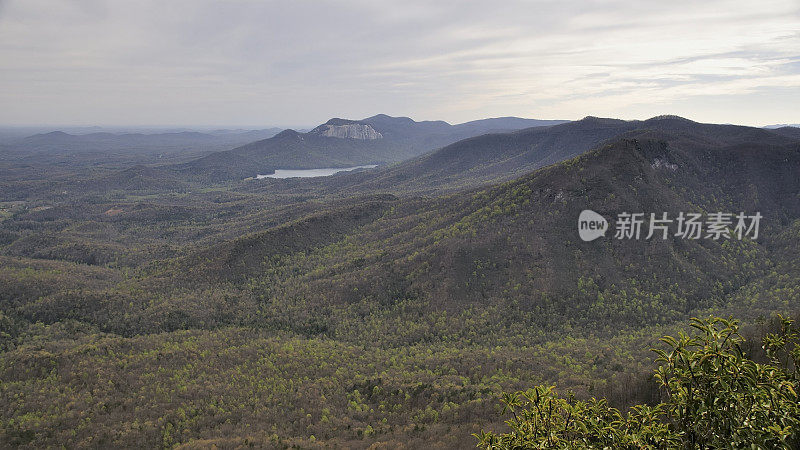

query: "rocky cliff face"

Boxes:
[315, 123, 382, 140]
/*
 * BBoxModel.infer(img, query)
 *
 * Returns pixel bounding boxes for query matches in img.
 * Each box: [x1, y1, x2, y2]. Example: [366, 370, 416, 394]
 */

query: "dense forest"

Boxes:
[1, 116, 799, 447]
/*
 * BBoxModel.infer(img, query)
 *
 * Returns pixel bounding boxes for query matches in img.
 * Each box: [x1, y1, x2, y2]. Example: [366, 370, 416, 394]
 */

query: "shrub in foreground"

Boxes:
[476, 316, 800, 449]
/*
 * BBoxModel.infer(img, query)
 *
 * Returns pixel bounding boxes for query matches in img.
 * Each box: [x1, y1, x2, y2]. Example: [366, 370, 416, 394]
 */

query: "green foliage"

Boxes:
[477, 316, 800, 449]
[655, 316, 800, 448]
[475, 387, 674, 449]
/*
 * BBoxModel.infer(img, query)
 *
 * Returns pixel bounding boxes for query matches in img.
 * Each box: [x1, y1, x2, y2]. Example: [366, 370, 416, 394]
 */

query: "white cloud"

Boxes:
[0, 0, 797, 126]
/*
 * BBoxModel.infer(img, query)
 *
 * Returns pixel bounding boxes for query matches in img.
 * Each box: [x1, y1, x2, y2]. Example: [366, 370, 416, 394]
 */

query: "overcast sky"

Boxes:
[1, 0, 799, 128]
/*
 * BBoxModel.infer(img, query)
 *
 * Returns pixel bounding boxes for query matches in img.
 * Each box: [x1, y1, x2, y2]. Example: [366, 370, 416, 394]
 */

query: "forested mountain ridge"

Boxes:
[174, 115, 566, 181]
[243, 115, 800, 196]
[1, 117, 798, 447]
[0, 115, 565, 200]
[3, 118, 799, 337]
[181, 126, 799, 334]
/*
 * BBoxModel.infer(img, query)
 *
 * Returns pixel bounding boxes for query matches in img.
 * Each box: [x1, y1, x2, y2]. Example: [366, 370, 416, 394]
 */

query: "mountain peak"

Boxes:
[274, 129, 302, 139]
[576, 116, 628, 126]
[324, 118, 361, 126]
[363, 114, 416, 126]
[310, 121, 383, 140]
[364, 113, 393, 121]
[26, 130, 72, 140]
[645, 115, 696, 123]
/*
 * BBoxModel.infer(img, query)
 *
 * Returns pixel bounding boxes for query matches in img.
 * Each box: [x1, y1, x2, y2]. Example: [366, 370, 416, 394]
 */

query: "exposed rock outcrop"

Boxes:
[313, 123, 382, 140]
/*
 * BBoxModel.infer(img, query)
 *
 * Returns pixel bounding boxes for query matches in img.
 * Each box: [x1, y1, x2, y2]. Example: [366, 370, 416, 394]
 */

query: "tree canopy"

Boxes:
[476, 316, 800, 449]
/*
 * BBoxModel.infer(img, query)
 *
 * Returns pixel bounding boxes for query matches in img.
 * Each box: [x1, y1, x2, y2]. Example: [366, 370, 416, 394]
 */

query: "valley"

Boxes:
[4, 2, 799, 447]
[1, 115, 798, 447]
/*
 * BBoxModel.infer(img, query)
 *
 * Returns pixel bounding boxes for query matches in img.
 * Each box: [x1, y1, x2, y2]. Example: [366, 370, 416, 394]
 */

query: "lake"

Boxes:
[256, 164, 377, 179]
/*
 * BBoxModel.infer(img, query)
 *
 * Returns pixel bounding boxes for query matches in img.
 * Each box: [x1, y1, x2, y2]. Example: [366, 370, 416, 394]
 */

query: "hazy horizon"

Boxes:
[2, 114, 798, 134]
[1, 0, 799, 128]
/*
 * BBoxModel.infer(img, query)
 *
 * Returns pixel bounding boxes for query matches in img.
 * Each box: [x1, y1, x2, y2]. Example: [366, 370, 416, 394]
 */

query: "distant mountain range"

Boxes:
[42, 113, 799, 341]
[247, 114, 799, 196]
[764, 124, 800, 129]
[29, 115, 800, 198]
[175, 115, 567, 181]
[13, 128, 284, 149]
[0, 128, 284, 168]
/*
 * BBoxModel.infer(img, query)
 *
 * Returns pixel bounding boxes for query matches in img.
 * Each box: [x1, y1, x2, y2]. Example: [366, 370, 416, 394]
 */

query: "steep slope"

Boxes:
[310, 120, 383, 139]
